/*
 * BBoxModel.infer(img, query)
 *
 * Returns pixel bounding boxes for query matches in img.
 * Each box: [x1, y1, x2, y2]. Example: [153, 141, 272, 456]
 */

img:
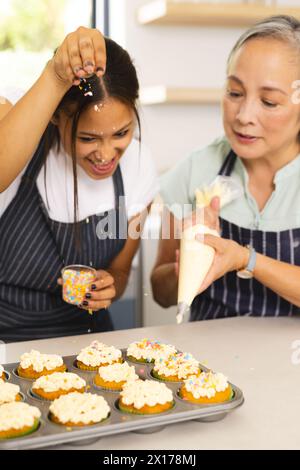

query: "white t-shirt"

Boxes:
[0, 139, 159, 222]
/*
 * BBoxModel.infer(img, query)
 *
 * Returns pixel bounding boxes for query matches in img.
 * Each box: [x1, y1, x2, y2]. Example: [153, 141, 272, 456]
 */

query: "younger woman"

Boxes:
[0, 27, 157, 341]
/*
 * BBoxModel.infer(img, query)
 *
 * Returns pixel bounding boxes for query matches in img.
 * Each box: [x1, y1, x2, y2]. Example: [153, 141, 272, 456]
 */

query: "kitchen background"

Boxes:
[1, 0, 300, 329]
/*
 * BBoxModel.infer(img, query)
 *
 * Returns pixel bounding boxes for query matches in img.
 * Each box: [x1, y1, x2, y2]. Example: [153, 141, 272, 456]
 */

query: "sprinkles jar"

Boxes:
[61, 265, 96, 307]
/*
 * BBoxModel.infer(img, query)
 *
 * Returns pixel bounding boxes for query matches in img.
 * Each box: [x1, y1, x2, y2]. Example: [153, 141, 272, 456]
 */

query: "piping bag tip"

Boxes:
[176, 302, 190, 324]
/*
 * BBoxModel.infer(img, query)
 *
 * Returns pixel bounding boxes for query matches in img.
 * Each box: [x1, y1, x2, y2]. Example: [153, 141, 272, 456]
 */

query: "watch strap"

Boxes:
[245, 245, 256, 273]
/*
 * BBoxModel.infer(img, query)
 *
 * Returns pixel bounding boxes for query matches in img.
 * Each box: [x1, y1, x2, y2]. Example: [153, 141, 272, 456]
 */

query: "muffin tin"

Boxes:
[0, 351, 244, 449]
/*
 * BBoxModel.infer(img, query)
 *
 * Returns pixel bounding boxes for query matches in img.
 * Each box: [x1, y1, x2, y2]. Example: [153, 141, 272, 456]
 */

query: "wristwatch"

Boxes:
[237, 245, 256, 279]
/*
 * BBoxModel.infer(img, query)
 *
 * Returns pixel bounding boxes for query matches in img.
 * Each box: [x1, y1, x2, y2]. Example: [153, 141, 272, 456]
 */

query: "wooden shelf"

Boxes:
[137, 1, 300, 26]
[140, 86, 222, 104]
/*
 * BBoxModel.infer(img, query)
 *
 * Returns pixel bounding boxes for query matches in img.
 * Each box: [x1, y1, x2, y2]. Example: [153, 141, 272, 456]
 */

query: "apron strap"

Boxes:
[20, 137, 47, 186]
[112, 164, 127, 239]
[218, 149, 237, 177]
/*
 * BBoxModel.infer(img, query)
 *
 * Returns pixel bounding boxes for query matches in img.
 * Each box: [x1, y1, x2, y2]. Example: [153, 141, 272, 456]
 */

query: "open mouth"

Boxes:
[86, 157, 117, 175]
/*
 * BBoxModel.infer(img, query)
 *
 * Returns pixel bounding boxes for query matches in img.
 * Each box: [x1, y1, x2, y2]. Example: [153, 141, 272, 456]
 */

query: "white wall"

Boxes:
[110, 0, 300, 172]
[108, 0, 300, 326]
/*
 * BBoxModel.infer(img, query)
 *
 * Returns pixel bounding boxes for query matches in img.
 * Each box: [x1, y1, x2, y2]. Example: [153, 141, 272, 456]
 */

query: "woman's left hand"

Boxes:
[196, 234, 249, 293]
[57, 269, 116, 311]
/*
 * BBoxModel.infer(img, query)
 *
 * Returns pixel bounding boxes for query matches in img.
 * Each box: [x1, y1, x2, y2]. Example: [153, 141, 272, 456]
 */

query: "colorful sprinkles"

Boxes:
[62, 268, 95, 307]
[78, 78, 93, 97]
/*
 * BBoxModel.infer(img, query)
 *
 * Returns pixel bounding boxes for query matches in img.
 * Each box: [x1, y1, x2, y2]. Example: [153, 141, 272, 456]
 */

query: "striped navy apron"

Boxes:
[0, 139, 127, 342]
[191, 149, 300, 320]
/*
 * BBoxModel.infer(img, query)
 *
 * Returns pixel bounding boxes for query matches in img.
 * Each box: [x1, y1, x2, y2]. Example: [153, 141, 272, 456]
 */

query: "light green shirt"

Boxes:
[160, 136, 300, 231]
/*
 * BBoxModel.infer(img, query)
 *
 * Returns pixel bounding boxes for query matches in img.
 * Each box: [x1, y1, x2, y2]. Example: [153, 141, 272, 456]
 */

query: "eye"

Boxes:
[226, 90, 243, 98]
[78, 136, 95, 142]
[114, 129, 129, 138]
[262, 99, 277, 108]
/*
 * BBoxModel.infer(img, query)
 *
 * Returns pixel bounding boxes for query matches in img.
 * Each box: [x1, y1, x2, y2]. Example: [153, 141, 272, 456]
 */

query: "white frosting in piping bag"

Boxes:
[178, 224, 219, 307]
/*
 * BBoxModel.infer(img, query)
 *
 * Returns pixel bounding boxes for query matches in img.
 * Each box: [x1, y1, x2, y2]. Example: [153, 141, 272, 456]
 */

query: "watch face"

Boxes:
[237, 269, 253, 279]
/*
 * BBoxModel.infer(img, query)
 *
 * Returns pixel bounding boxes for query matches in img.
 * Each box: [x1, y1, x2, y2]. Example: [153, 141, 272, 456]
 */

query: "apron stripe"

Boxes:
[13, 223, 47, 285]
[274, 231, 281, 317]
[235, 225, 241, 314]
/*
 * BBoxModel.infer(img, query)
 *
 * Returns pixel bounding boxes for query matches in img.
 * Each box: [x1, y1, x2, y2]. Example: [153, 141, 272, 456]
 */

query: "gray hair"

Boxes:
[227, 15, 300, 72]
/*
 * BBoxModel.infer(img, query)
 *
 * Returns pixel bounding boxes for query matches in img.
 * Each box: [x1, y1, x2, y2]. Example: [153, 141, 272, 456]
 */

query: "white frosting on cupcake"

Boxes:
[49, 392, 110, 425]
[77, 341, 122, 367]
[19, 350, 64, 372]
[0, 402, 41, 431]
[127, 339, 176, 362]
[153, 352, 200, 379]
[0, 364, 4, 377]
[0, 379, 20, 405]
[32, 372, 86, 393]
[98, 362, 138, 384]
[183, 371, 229, 399]
[120, 379, 173, 409]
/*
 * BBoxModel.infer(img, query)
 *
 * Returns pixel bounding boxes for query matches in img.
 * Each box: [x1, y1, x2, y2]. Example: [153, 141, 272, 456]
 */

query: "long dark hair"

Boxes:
[42, 36, 140, 251]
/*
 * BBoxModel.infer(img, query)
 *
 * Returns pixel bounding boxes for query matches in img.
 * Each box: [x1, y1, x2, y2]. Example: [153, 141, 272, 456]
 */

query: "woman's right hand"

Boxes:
[46, 26, 106, 88]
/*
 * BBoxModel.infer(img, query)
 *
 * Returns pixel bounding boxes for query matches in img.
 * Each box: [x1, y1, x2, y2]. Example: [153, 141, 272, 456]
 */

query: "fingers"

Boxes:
[195, 233, 222, 251]
[52, 42, 76, 85]
[90, 270, 114, 291]
[80, 286, 116, 311]
[66, 35, 85, 84]
[87, 286, 116, 301]
[51, 27, 106, 86]
[92, 31, 106, 75]
[77, 27, 106, 76]
[78, 35, 95, 74]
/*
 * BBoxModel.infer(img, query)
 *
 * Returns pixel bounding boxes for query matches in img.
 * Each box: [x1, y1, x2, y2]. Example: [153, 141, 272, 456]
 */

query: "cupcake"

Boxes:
[152, 352, 201, 382]
[179, 371, 233, 404]
[32, 372, 86, 401]
[0, 379, 23, 405]
[76, 341, 122, 371]
[0, 365, 5, 380]
[17, 350, 66, 379]
[94, 362, 139, 391]
[118, 379, 174, 415]
[126, 339, 177, 363]
[0, 402, 41, 439]
[49, 392, 110, 426]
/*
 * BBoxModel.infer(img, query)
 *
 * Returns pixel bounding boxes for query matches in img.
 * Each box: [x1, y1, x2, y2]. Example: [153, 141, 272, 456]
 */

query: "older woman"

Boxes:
[152, 15, 300, 320]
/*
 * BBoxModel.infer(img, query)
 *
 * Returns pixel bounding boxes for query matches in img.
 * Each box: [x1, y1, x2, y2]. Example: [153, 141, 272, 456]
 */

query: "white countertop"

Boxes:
[3, 316, 300, 450]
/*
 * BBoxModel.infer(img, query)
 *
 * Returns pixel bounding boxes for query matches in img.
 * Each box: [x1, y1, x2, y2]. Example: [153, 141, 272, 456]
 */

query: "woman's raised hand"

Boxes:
[47, 26, 106, 88]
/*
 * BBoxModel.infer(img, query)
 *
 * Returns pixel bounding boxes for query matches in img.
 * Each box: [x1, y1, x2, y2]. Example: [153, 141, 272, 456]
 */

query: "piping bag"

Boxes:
[176, 176, 242, 324]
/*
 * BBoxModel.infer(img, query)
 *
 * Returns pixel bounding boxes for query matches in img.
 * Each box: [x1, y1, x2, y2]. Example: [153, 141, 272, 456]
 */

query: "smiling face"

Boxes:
[56, 97, 135, 180]
[222, 37, 300, 166]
